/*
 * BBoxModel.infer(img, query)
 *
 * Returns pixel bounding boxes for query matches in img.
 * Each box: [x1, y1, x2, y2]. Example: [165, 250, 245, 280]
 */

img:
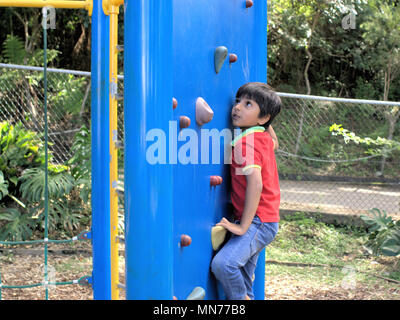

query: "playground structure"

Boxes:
[0, 0, 268, 300]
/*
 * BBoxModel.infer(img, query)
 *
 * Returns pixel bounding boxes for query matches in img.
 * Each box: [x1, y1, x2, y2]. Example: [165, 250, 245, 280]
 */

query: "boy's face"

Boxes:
[231, 97, 270, 130]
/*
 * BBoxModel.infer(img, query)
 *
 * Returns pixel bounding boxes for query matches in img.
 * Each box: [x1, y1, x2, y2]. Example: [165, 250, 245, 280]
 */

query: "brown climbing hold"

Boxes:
[179, 116, 191, 128]
[180, 234, 192, 247]
[210, 175, 223, 186]
[246, 0, 253, 8]
[173, 97, 178, 110]
[196, 97, 214, 126]
[229, 54, 238, 64]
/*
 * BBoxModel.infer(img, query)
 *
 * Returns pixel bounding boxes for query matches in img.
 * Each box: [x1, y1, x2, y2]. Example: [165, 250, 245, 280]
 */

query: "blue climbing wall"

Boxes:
[172, 0, 268, 300]
[123, 0, 267, 300]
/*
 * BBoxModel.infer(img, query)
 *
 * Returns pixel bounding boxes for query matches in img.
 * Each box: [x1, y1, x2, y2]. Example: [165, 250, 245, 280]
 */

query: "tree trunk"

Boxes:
[294, 12, 320, 155]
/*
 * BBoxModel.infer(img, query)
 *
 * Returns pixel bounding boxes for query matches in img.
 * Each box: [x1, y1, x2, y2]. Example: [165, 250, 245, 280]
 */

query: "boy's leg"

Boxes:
[211, 219, 279, 300]
[241, 252, 259, 300]
[211, 223, 258, 300]
[241, 221, 279, 300]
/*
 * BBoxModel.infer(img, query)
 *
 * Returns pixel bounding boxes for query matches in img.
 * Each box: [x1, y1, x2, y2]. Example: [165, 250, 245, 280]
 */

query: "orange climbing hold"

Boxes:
[210, 175, 223, 186]
[179, 116, 191, 128]
[180, 234, 192, 247]
[229, 53, 238, 63]
[246, 0, 253, 8]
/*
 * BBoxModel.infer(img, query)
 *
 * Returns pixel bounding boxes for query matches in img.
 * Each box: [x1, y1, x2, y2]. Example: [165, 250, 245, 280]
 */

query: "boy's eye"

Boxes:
[235, 98, 241, 105]
[246, 101, 252, 107]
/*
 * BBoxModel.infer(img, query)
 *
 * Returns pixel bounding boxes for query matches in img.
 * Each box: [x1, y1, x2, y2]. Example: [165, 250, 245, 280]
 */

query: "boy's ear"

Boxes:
[258, 114, 270, 126]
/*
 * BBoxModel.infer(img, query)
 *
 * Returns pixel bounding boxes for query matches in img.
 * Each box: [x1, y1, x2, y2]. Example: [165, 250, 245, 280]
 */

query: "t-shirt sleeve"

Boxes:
[233, 136, 263, 174]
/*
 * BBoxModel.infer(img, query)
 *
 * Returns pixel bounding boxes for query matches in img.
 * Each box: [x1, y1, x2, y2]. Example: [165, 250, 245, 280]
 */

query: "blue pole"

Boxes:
[91, 0, 111, 300]
[124, 0, 174, 299]
[253, 0, 268, 301]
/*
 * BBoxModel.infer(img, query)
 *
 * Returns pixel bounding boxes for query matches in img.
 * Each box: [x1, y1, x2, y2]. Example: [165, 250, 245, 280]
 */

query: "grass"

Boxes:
[264, 212, 400, 299]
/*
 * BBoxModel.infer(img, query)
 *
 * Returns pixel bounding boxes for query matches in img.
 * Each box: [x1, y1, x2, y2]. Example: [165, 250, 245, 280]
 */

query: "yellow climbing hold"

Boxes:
[211, 225, 227, 251]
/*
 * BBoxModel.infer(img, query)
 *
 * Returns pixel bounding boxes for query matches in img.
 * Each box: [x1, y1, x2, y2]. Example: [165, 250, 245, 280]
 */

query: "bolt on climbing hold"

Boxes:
[196, 97, 214, 126]
[179, 116, 191, 128]
[211, 226, 227, 251]
[214, 46, 228, 74]
[246, 0, 254, 8]
[210, 175, 223, 186]
[173, 97, 178, 110]
[229, 53, 238, 64]
[180, 234, 192, 247]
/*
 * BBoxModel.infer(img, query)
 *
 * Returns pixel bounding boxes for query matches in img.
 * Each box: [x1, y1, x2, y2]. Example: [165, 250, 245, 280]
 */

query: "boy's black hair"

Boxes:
[236, 82, 282, 129]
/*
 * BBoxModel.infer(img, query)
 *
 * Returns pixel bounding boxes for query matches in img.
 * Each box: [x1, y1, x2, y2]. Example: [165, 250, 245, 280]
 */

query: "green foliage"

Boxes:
[2, 35, 25, 64]
[0, 121, 87, 241]
[18, 167, 74, 203]
[48, 74, 87, 116]
[0, 207, 35, 241]
[68, 125, 91, 203]
[0, 171, 8, 200]
[330, 123, 400, 156]
[361, 208, 400, 257]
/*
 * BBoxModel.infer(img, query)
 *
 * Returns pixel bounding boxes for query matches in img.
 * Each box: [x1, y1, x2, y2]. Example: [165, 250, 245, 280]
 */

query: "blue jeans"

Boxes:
[211, 216, 278, 300]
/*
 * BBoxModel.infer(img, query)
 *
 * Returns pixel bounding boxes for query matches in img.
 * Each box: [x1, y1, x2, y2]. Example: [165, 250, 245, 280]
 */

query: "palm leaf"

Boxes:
[361, 208, 393, 232]
[18, 167, 75, 203]
[2, 35, 26, 64]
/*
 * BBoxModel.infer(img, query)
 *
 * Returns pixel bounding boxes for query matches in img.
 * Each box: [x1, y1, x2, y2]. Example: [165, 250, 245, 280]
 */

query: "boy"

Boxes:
[211, 82, 282, 300]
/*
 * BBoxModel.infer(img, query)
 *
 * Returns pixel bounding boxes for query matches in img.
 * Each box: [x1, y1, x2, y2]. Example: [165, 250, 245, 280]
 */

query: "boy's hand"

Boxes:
[216, 217, 245, 236]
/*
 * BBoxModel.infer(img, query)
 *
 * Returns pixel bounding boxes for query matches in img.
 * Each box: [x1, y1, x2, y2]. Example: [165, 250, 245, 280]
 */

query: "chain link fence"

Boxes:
[275, 93, 400, 217]
[0, 63, 124, 163]
[1, 64, 399, 218]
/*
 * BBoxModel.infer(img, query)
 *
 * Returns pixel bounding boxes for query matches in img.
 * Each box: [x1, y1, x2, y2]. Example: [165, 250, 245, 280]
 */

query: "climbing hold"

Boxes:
[214, 46, 228, 74]
[196, 97, 214, 126]
[210, 175, 223, 186]
[211, 226, 227, 251]
[179, 116, 191, 128]
[229, 53, 238, 64]
[186, 287, 206, 300]
[246, 0, 253, 8]
[173, 296, 178, 300]
[173, 97, 178, 110]
[180, 234, 192, 247]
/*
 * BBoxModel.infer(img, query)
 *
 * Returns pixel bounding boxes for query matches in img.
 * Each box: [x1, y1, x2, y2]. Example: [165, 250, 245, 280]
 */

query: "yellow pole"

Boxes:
[0, 0, 93, 15]
[108, 0, 123, 300]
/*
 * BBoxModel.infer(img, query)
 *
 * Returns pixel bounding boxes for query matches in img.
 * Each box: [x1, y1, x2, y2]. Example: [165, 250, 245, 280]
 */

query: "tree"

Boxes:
[360, 0, 400, 174]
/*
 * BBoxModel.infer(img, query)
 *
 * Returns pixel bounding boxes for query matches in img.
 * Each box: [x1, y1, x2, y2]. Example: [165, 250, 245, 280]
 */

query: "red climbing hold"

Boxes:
[210, 175, 223, 186]
[180, 234, 192, 247]
[246, 0, 253, 8]
[173, 97, 178, 110]
[179, 116, 191, 128]
[229, 54, 238, 63]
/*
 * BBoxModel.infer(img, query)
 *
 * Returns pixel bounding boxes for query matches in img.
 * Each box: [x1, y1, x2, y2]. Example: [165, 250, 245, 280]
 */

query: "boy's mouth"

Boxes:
[232, 114, 240, 121]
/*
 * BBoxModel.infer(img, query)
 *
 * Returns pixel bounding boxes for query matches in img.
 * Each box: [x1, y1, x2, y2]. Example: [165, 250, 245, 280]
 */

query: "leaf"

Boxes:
[19, 168, 75, 202]
[2, 35, 25, 64]
[0, 170, 8, 200]
[380, 229, 400, 257]
[361, 208, 393, 232]
[0, 207, 36, 241]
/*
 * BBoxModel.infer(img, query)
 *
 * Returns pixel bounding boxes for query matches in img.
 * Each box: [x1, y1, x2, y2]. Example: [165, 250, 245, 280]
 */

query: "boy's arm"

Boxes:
[217, 168, 263, 236]
[267, 125, 279, 150]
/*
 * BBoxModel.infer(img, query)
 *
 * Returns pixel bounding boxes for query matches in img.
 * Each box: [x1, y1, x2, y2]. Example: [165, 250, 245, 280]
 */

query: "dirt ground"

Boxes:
[1, 243, 399, 300]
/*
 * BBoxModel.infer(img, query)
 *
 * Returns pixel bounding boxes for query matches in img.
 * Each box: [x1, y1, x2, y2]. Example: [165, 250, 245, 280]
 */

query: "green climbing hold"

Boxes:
[214, 46, 228, 74]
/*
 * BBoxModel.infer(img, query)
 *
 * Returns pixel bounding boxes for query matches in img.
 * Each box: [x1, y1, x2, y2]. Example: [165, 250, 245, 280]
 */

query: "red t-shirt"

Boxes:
[230, 126, 280, 223]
